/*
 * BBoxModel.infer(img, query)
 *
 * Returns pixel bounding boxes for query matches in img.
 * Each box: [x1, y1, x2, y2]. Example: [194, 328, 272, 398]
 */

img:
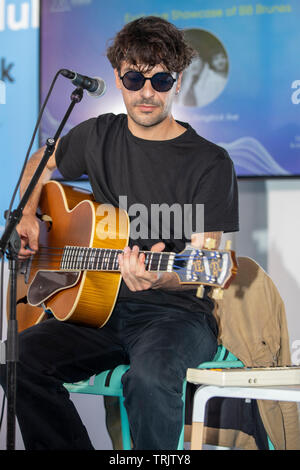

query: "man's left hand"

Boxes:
[118, 242, 166, 292]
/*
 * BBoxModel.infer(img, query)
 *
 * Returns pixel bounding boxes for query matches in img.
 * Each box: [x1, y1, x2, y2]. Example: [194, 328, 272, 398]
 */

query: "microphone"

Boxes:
[60, 69, 106, 97]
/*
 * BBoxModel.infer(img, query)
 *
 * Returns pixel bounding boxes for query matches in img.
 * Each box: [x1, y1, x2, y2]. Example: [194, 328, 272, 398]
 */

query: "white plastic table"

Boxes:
[190, 384, 300, 449]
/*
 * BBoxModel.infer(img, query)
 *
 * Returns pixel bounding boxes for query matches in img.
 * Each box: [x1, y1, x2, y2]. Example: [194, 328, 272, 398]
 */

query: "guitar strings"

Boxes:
[25, 247, 222, 258]
[34, 246, 222, 257]
[25, 256, 223, 274]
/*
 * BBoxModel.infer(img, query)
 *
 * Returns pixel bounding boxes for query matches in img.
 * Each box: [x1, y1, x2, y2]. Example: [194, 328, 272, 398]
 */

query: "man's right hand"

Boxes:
[17, 214, 40, 259]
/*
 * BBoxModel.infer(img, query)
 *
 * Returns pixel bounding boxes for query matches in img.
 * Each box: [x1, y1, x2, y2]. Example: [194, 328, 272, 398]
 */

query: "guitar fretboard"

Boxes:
[60, 246, 175, 273]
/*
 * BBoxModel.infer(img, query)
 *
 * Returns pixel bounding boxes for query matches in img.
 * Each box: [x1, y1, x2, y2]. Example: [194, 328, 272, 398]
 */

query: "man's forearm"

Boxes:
[152, 272, 196, 291]
[20, 146, 55, 216]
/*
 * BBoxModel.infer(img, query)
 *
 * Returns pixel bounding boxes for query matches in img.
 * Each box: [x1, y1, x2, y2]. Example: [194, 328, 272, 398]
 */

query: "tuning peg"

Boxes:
[196, 285, 205, 299]
[204, 238, 216, 250]
[212, 288, 224, 300]
[225, 240, 232, 250]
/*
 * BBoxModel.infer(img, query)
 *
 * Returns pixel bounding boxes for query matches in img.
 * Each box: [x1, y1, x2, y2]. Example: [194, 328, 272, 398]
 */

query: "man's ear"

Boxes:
[114, 68, 122, 89]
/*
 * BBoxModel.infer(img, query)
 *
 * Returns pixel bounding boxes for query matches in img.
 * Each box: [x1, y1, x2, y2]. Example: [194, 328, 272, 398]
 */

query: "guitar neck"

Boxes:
[58, 244, 236, 288]
[60, 246, 174, 273]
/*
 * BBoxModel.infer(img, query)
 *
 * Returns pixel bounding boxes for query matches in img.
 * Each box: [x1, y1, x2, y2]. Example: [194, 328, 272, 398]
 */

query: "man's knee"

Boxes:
[123, 356, 185, 398]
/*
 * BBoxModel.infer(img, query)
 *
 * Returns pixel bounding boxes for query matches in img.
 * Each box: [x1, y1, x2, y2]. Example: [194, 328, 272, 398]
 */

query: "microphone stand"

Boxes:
[0, 86, 84, 450]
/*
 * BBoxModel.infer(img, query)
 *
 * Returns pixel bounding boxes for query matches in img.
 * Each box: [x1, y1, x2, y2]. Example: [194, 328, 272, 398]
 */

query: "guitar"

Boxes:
[10, 180, 237, 331]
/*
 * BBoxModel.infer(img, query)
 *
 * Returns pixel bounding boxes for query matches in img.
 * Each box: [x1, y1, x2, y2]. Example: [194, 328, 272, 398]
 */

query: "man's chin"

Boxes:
[129, 111, 166, 128]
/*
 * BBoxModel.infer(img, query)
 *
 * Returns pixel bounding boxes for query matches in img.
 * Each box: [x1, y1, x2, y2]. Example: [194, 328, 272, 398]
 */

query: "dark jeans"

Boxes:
[0, 301, 218, 450]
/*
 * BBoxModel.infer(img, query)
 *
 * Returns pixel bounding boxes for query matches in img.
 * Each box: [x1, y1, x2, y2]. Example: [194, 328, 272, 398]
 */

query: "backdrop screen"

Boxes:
[40, 0, 300, 177]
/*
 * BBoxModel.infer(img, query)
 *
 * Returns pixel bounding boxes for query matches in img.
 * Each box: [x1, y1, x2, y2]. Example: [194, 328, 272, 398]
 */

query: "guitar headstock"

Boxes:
[173, 241, 237, 297]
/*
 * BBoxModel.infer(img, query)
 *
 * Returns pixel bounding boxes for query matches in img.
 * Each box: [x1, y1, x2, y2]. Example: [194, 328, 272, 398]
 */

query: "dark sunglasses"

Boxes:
[119, 70, 177, 92]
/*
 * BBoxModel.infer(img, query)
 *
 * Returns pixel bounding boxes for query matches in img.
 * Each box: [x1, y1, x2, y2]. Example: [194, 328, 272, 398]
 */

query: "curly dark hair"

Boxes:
[106, 16, 196, 73]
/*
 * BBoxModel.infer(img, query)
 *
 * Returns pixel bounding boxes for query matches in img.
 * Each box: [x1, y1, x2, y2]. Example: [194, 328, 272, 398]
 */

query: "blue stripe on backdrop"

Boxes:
[0, 0, 39, 236]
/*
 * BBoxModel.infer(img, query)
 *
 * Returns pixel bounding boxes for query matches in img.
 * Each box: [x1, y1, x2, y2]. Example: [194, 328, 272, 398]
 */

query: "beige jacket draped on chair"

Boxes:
[206, 256, 300, 450]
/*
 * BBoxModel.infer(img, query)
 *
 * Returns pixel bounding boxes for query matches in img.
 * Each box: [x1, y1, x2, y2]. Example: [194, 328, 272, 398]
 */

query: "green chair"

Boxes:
[178, 345, 244, 449]
[64, 345, 244, 450]
[65, 364, 131, 449]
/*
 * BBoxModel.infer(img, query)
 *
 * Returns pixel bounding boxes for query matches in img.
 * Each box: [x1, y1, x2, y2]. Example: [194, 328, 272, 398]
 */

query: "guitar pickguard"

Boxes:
[28, 270, 81, 306]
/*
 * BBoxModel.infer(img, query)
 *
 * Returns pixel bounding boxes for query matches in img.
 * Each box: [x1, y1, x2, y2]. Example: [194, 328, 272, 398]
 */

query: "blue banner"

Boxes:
[40, 0, 300, 177]
[0, 0, 39, 236]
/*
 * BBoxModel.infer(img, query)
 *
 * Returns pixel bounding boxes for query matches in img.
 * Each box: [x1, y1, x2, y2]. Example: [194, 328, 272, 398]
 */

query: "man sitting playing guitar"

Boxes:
[1, 16, 239, 449]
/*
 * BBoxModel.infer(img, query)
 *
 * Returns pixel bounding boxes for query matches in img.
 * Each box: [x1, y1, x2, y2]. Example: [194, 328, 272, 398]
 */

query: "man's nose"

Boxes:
[140, 78, 155, 98]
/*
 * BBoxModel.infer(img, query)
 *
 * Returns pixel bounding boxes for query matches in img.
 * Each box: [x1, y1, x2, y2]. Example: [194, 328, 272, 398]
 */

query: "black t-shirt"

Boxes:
[56, 113, 239, 313]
